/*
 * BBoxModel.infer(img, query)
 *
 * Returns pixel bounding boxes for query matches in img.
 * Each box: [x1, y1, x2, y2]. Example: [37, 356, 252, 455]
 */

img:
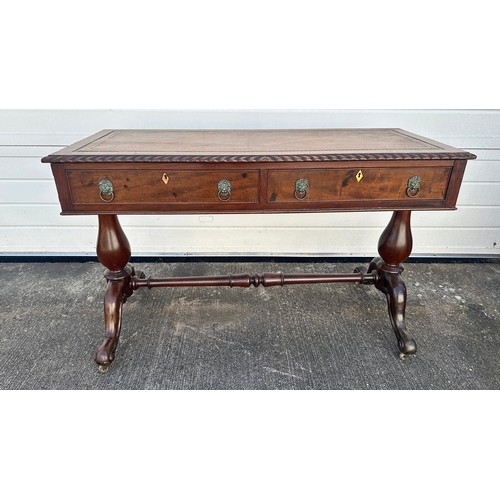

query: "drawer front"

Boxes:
[267, 167, 452, 203]
[67, 169, 260, 206]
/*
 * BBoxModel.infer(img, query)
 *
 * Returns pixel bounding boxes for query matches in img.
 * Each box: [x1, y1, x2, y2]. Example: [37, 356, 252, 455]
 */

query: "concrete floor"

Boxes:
[0, 259, 498, 390]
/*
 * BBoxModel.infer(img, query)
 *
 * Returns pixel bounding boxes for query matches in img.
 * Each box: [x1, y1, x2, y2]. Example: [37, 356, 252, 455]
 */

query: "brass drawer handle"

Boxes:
[406, 176, 421, 197]
[98, 179, 115, 202]
[217, 179, 231, 201]
[294, 178, 309, 200]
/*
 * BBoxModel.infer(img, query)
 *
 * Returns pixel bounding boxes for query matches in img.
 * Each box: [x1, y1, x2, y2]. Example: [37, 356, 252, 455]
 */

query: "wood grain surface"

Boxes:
[42, 128, 476, 163]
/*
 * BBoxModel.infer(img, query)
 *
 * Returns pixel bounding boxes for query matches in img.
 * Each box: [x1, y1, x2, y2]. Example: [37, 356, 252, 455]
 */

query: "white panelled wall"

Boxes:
[0, 110, 499, 257]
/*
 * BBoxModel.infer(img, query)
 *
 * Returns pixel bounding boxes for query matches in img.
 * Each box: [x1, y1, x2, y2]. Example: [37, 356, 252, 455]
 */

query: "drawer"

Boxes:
[267, 167, 452, 203]
[67, 168, 260, 205]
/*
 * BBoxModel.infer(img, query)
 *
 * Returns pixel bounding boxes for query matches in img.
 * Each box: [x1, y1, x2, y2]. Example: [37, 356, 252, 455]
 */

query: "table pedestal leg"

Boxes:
[365, 211, 417, 358]
[95, 214, 135, 372]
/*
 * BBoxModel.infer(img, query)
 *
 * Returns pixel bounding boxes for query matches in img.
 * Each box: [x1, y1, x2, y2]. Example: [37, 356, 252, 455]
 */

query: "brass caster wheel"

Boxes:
[98, 365, 109, 373]
[399, 352, 408, 361]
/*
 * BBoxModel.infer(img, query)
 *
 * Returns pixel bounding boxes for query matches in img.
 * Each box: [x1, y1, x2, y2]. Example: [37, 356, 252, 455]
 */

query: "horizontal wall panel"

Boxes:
[1, 109, 499, 141]
[1, 227, 498, 256]
[2, 206, 500, 230]
[0, 146, 56, 157]
[462, 162, 500, 182]
[0, 157, 54, 180]
[0, 180, 59, 204]
[456, 184, 500, 205]
[0, 134, 83, 146]
[438, 138, 500, 149]
[466, 150, 500, 161]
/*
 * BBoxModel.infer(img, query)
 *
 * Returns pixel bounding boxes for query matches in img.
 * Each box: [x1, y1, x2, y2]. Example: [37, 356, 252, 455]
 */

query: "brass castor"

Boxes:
[399, 352, 408, 360]
[98, 365, 109, 373]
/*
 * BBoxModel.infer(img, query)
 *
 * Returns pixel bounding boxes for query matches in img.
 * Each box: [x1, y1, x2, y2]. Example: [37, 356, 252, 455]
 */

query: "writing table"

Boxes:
[42, 128, 476, 371]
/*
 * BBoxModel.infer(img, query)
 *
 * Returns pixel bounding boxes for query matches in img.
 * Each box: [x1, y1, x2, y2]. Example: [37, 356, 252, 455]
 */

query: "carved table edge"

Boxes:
[41, 151, 477, 163]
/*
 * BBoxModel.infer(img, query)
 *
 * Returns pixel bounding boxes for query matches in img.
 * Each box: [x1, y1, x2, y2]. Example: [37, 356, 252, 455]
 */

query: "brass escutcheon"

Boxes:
[356, 170, 363, 182]
[162, 173, 170, 185]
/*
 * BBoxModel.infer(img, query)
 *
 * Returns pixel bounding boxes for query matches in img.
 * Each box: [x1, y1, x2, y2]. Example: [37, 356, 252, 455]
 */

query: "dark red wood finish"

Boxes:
[50, 159, 466, 215]
[42, 129, 476, 370]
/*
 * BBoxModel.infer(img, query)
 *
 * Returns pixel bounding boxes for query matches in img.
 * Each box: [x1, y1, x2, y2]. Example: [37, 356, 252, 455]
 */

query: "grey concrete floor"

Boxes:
[0, 259, 498, 389]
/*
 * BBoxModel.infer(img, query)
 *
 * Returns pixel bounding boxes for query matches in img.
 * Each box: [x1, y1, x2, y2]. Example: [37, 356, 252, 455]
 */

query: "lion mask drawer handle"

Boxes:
[217, 179, 231, 201]
[98, 179, 115, 202]
[406, 176, 421, 197]
[294, 178, 309, 200]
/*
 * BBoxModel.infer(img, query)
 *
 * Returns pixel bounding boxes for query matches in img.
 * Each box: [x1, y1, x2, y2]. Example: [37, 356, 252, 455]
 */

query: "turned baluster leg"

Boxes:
[95, 214, 133, 372]
[369, 210, 417, 358]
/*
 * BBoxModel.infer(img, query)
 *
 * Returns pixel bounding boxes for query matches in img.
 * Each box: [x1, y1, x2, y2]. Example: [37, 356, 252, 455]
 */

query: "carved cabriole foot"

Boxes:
[95, 214, 136, 372]
[367, 258, 417, 357]
[95, 269, 134, 370]
[358, 211, 417, 358]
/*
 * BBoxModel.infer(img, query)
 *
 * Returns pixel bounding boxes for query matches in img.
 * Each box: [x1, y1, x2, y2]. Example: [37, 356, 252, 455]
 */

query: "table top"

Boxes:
[42, 128, 475, 163]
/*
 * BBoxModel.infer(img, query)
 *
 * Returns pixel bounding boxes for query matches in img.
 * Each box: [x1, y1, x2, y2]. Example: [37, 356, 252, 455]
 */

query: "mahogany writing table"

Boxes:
[42, 128, 476, 371]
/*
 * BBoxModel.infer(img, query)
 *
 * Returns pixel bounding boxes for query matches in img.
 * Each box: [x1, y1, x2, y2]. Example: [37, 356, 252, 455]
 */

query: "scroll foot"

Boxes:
[95, 336, 118, 370]
[377, 269, 417, 356]
[370, 211, 417, 357]
[95, 274, 133, 371]
[95, 214, 135, 371]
